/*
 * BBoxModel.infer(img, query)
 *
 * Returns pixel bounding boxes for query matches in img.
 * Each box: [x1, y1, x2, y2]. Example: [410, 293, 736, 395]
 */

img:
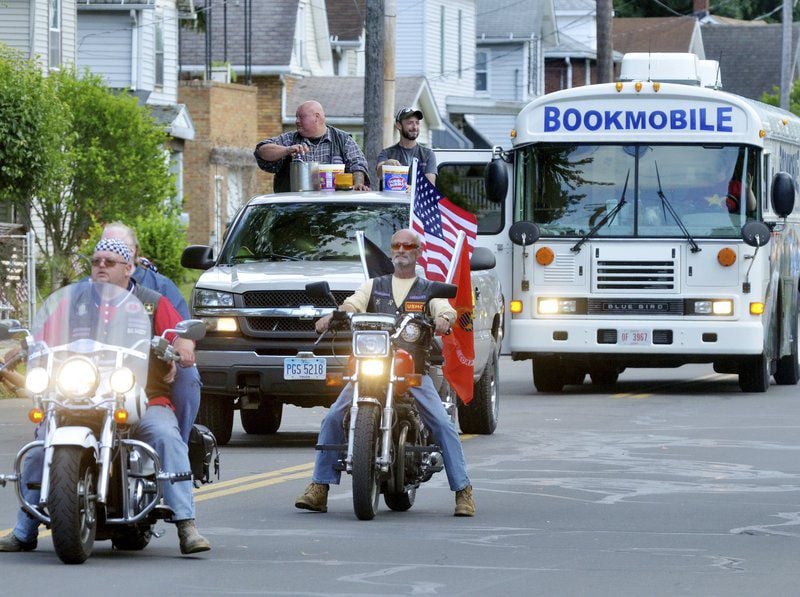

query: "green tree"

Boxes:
[761, 80, 800, 115]
[613, 0, 800, 22]
[0, 44, 70, 211]
[32, 68, 176, 289]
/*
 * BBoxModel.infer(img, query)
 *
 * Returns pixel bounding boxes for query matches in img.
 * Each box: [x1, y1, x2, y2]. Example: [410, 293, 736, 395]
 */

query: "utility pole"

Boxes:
[383, 0, 397, 148]
[780, 0, 792, 110]
[364, 0, 385, 176]
[596, 0, 613, 84]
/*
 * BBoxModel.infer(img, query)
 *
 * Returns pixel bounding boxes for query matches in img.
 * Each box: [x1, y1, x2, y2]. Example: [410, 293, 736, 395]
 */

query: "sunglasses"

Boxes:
[91, 257, 128, 267]
[390, 242, 419, 251]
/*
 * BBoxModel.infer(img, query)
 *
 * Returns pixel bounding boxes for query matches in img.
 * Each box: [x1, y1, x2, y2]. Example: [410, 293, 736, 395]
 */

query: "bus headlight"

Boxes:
[538, 298, 577, 314]
[689, 299, 733, 315]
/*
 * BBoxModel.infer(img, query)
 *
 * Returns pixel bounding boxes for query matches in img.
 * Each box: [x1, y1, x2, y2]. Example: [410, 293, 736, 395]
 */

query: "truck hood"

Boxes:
[195, 261, 367, 294]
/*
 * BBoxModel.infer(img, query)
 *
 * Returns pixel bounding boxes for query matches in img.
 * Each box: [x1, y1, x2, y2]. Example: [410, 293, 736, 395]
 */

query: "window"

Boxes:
[437, 163, 503, 234]
[155, 15, 164, 87]
[475, 51, 488, 92]
[294, 5, 306, 68]
[49, 0, 61, 69]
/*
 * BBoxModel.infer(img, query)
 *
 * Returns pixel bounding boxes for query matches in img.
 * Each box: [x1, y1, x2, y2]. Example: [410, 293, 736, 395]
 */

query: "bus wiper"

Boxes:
[655, 162, 701, 253]
[571, 170, 630, 253]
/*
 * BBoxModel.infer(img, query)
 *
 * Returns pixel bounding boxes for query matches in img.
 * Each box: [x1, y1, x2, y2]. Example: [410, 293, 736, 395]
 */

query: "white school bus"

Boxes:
[465, 52, 800, 393]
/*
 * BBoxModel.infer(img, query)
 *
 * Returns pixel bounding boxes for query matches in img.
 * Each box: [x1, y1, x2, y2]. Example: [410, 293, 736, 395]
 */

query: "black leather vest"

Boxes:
[367, 275, 436, 374]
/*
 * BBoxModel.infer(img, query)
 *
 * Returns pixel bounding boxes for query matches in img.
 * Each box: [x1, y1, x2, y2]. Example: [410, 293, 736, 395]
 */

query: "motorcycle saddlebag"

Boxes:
[188, 424, 220, 485]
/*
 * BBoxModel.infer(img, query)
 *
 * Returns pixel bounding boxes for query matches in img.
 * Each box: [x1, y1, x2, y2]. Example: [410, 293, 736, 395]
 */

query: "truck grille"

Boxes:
[243, 290, 352, 308]
[246, 318, 318, 332]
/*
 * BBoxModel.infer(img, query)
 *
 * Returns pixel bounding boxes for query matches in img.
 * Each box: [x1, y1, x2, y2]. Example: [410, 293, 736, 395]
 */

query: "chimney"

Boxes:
[693, 0, 710, 17]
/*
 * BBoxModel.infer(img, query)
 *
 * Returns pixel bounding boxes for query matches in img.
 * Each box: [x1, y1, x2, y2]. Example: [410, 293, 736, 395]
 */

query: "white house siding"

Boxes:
[396, 0, 476, 119]
[33, 0, 49, 66]
[482, 42, 526, 100]
[0, 1, 32, 56]
[77, 11, 134, 88]
[61, 0, 76, 67]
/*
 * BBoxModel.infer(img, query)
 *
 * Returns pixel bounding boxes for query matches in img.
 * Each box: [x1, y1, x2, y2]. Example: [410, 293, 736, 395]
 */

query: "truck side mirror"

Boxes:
[484, 158, 508, 205]
[508, 221, 540, 246]
[182, 246, 215, 270]
[470, 246, 496, 271]
[771, 171, 795, 217]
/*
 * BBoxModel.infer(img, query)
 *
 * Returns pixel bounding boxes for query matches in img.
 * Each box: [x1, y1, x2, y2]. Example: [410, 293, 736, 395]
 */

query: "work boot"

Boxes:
[295, 482, 329, 512]
[0, 532, 37, 552]
[454, 485, 475, 517]
[176, 519, 211, 554]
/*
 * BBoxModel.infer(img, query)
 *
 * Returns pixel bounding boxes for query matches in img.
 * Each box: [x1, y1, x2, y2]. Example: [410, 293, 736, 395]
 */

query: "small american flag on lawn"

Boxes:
[410, 168, 477, 282]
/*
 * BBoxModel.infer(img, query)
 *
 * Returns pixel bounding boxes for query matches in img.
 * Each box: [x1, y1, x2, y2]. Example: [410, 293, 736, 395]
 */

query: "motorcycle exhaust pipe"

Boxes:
[428, 451, 444, 473]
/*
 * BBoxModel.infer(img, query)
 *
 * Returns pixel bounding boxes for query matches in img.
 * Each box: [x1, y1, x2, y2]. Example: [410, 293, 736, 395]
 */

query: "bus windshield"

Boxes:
[517, 144, 759, 239]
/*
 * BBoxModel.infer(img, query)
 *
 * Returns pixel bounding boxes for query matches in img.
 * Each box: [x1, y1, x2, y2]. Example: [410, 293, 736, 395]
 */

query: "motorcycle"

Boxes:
[306, 279, 457, 520]
[0, 281, 212, 564]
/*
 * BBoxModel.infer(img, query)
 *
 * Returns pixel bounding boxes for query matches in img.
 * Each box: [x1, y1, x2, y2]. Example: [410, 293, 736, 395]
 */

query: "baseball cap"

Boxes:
[395, 107, 423, 122]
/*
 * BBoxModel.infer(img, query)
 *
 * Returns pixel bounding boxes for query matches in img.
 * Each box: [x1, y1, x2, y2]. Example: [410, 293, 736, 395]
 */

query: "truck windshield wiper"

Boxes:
[654, 162, 701, 253]
[571, 170, 630, 253]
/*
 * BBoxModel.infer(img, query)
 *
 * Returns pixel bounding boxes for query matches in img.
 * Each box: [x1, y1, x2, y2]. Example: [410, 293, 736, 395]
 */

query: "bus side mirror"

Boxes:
[771, 171, 795, 218]
[484, 158, 508, 204]
[741, 220, 771, 247]
[508, 221, 540, 246]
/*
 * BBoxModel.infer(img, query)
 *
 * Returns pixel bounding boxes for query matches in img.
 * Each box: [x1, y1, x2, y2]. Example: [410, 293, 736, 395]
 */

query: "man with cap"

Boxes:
[376, 107, 437, 187]
[0, 238, 211, 555]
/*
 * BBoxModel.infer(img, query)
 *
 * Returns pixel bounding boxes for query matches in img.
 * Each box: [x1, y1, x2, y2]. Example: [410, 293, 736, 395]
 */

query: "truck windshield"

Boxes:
[219, 202, 408, 264]
[517, 144, 759, 239]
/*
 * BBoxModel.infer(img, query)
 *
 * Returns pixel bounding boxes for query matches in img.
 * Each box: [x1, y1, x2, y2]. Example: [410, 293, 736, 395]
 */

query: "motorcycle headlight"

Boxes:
[400, 322, 422, 343]
[56, 356, 99, 398]
[353, 331, 389, 357]
[25, 367, 50, 395]
[360, 359, 385, 377]
[110, 367, 136, 394]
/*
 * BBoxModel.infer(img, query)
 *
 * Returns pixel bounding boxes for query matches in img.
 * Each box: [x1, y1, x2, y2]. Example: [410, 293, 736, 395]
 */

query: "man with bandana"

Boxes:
[0, 238, 211, 555]
[293, 229, 475, 517]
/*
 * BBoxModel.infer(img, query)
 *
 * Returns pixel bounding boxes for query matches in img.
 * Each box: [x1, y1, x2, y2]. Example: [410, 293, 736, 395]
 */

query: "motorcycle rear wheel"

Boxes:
[351, 405, 381, 520]
[49, 447, 97, 564]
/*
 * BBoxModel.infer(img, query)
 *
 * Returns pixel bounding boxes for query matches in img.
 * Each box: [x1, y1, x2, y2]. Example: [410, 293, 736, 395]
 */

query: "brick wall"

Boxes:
[545, 58, 598, 94]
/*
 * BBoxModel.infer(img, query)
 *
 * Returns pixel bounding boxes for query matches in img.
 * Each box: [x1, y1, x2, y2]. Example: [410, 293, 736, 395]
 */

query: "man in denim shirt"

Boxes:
[255, 100, 370, 192]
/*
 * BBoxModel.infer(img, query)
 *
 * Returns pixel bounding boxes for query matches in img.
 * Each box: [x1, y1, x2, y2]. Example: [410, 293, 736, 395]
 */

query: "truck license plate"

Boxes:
[618, 329, 649, 346]
[283, 357, 326, 380]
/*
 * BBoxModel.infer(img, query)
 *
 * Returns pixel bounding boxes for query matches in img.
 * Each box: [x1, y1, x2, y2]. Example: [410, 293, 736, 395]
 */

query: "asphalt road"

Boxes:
[1, 359, 799, 596]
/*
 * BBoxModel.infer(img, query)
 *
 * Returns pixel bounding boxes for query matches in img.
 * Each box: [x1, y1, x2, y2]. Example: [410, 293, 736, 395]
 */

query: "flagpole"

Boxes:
[445, 231, 466, 284]
[407, 157, 418, 228]
[355, 230, 369, 280]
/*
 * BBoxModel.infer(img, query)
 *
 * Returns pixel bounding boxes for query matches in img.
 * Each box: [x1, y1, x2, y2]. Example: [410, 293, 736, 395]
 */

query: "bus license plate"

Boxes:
[619, 329, 649, 346]
[283, 357, 326, 380]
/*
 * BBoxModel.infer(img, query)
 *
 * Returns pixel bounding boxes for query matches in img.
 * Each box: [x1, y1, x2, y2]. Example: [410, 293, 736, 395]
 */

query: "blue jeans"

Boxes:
[173, 365, 201, 443]
[312, 375, 470, 492]
[13, 405, 195, 542]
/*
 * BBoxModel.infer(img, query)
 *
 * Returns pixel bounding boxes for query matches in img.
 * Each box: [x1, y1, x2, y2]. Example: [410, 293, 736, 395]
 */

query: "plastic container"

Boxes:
[334, 172, 353, 190]
[319, 164, 346, 191]
[382, 165, 409, 192]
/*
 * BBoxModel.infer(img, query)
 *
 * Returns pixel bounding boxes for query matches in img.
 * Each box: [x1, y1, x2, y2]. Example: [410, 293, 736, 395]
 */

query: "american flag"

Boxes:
[411, 168, 478, 282]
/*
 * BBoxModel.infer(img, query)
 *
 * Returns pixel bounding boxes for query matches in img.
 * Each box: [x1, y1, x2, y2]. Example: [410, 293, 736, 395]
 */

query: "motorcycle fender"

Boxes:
[49, 427, 99, 453]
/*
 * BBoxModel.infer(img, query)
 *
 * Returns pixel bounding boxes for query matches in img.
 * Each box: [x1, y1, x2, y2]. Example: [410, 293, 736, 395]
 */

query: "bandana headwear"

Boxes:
[94, 238, 132, 263]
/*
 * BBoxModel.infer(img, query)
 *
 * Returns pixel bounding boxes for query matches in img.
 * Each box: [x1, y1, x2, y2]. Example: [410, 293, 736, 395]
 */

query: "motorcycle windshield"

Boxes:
[28, 281, 151, 389]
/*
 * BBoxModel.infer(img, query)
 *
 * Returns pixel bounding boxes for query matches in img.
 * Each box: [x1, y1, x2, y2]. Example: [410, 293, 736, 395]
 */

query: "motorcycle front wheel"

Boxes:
[351, 405, 381, 520]
[49, 446, 98, 564]
[384, 423, 416, 512]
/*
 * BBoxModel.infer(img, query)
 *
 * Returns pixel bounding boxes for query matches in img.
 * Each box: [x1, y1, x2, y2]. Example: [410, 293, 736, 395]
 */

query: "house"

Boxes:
[702, 24, 800, 101]
[76, 0, 196, 215]
[461, 0, 556, 148]
[613, 17, 705, 59]
[326, 0, 365, 76]
[0, 0, 77, 224]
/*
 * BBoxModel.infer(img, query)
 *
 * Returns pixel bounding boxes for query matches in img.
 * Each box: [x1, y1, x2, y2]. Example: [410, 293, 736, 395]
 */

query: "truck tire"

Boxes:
[774, 306, 800, 385]
[458, 350, 499, 435]
[197, 395, 234, 446]
[532, 357, 565, 393]
[240, 399, 283, 434]
[739, 354, 770, 393]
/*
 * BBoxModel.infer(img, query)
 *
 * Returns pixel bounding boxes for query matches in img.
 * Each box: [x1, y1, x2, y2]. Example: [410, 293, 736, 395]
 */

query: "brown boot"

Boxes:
[176, 519, 211, 554]
[295, 482, 329, 512]
[454, 485, 475, 517]
[0, 532, 37, 552]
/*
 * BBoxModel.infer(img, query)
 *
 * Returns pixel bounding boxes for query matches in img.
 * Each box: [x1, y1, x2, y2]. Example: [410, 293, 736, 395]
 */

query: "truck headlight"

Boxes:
[203, 317, 238, 332]
[353, 331, 389, 357]
[194, 288, 234, 308]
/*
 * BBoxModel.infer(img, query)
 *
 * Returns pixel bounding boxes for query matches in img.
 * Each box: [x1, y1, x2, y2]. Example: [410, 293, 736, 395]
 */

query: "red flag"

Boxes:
[442, 242, 475, 404]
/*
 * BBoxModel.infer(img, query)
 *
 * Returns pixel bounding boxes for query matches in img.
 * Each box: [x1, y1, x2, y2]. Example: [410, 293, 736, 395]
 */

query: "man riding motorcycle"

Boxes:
[294, 229, 476, 516]
[0, 238, 211, 555]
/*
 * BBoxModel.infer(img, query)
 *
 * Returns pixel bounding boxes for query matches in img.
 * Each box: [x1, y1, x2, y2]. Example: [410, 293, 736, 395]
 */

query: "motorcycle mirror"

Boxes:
[0, 319, 26, 341]
[174, 319, 207, 341]
[306, 281, 338, 307]
[427, 282, 458, 300]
